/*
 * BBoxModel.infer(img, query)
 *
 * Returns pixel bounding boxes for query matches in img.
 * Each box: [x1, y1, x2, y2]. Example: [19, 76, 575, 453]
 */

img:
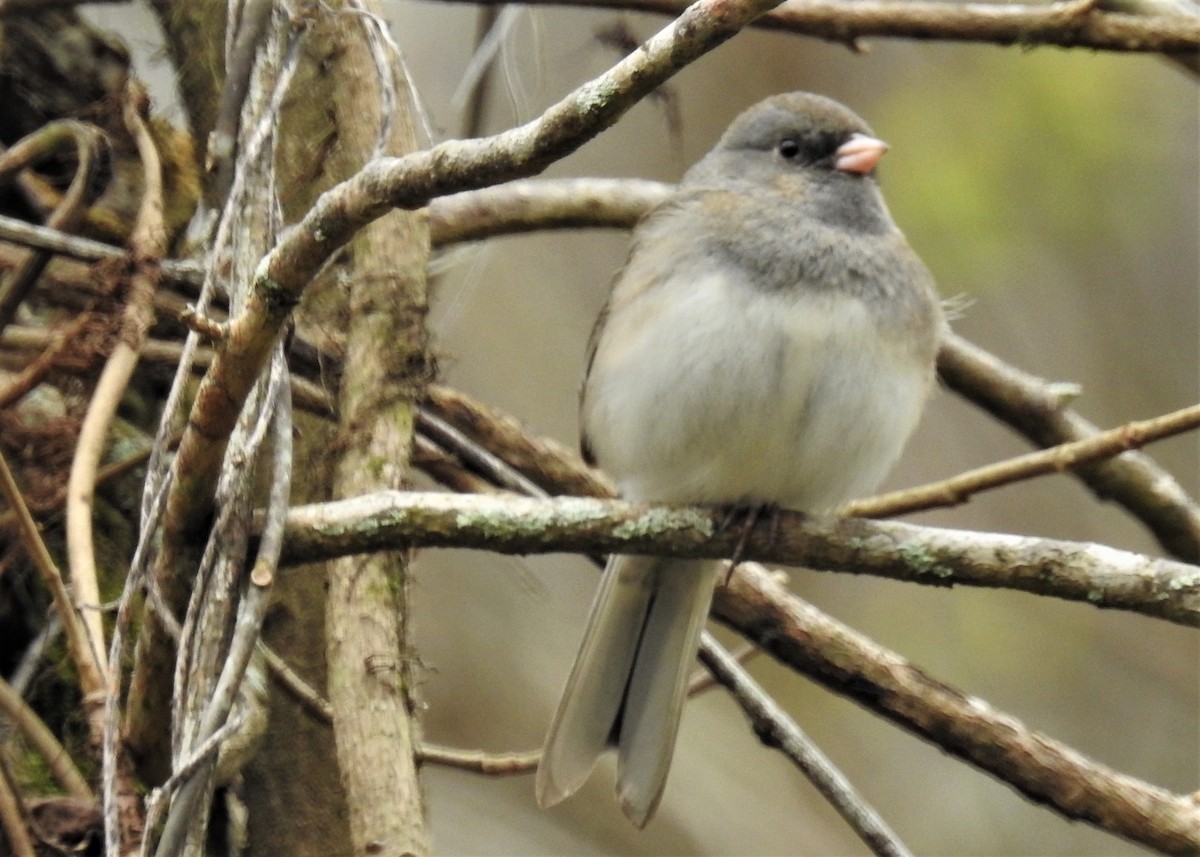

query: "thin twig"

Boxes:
[0, 424, 177, 528]
[0, 121, 106, 335]
[0, 755, 36, 857]
[417, 409, 546, 496]
[0, 213, 204, 289]
[686, 641, 759, 695]
[261, 646, 547, 775]
[849, 400, 1200, 519]
[417, 744, 542, 775]
[6, 615, 60, 697]
[412, 434, 506, 494]
[696, 630, 913, 857]
[0, 0, 126, 13]
[459, 5, 502, 138]
[0, 450, 105, 698]
[140, 713, 244, 857]
[154, 370, 293, 857]
[0, 313, 100, 410]
[206, 0, 274, 202]
[65, 82, 167, 680]
[424, 385, 616, 498]
[938, 332, 1200, 562]
[0, 676, 93, 801]
[103, 475, 171, 857]
[258, 643, 334, 723]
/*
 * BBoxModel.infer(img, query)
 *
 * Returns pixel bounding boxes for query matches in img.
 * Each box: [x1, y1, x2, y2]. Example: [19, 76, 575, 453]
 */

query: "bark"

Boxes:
[320, 6, 432, 855]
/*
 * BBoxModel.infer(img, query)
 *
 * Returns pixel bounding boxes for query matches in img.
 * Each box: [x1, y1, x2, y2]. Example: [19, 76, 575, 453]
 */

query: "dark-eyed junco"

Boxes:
[535, 92, 945, 827]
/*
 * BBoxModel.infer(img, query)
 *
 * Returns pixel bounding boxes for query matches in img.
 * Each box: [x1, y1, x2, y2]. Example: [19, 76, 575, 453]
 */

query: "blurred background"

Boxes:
[94, 1, 1197, 853]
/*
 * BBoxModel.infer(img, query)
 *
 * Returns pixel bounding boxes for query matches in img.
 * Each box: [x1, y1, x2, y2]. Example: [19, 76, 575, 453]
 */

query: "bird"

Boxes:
[535, 91, 945, 827]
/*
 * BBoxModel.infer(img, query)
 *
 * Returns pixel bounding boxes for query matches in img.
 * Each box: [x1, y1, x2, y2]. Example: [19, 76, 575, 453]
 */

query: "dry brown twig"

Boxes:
[0, 755, 36, 857]
[65, 83, 167, 683]
[848, 399, 1200, 519]
[0, 121, 106, 335]
[0, 450, 105, 700]
[0, 676, 92, 801]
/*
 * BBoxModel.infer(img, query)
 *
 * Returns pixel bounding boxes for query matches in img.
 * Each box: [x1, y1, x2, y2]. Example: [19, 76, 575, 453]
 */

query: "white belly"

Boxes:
[582, 270, 932, 510]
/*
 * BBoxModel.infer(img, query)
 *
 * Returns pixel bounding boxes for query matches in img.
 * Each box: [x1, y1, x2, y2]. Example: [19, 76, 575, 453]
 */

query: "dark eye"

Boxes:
[777, 138, 800, 159]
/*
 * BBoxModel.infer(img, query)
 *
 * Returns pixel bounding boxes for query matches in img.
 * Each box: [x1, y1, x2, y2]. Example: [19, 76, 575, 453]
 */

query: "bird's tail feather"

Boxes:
[535, 555, 718, 827]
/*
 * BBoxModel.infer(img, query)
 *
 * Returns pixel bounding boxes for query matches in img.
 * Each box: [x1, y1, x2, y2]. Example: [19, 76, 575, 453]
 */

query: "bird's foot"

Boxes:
[716, 502, 779, 584]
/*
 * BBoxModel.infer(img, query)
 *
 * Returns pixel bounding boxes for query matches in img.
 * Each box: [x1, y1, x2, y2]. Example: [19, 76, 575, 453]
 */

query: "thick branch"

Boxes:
[279, 491, 1200, 626]
[711, 562, 1200, 856]
[322, 4, 430, 853]
[428, 0, 1200, 54]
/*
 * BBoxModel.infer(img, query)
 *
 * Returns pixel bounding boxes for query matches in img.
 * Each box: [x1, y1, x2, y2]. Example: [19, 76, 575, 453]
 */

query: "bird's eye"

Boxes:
[777, 138, 800, 159]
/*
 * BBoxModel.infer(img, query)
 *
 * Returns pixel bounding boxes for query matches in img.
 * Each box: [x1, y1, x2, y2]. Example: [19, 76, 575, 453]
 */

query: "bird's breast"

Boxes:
[581, 264, 936, 509]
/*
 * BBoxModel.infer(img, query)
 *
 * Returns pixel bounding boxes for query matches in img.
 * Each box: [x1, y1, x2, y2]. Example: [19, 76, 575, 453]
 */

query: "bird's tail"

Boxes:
[536, 555, 720, 827]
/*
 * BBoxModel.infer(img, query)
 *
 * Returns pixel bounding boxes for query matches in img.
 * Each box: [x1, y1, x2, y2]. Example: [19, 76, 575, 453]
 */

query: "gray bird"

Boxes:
[536, 92, 945, 827]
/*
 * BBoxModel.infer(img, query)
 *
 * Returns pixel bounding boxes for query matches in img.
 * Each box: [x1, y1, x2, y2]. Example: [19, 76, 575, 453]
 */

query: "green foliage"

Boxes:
[880, 50, 1189, 294]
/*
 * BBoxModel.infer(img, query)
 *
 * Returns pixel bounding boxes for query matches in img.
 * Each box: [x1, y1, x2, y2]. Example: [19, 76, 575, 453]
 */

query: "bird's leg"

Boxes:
[716, 502, 779, 584]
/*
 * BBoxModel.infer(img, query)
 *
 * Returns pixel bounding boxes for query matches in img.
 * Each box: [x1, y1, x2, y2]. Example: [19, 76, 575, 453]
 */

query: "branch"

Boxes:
[428, 0, 1200, 54]
[0, 213, 204, 288]
[0, 450, 105, 698]
[428, 178, 670, 244]
[938, 332, 1200, 562]
[695, 630, 913, 857]
[65, 82, 166, 681]
[280, 491, 1200, 626]
[423, 385, 617, 498]
[0, 676, 92, 801]
[274, 487, 1199, 851]
[321, 4, 431, 852]
[0, 120, 106, 335]
[848, 399, 1200, 518]
[270, 385, 1198, 850]
[262, 644, 546, 775]
[0, 758, 35, 857]
[416, 745, 542, 775]
[711, 561, 1200, 855]
[0, 312, 97, 410]
[0, 0, 127, 13]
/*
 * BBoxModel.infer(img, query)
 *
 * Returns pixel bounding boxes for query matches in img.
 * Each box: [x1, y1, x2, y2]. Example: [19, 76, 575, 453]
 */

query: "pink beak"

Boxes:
[834, 132, 889, 175]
